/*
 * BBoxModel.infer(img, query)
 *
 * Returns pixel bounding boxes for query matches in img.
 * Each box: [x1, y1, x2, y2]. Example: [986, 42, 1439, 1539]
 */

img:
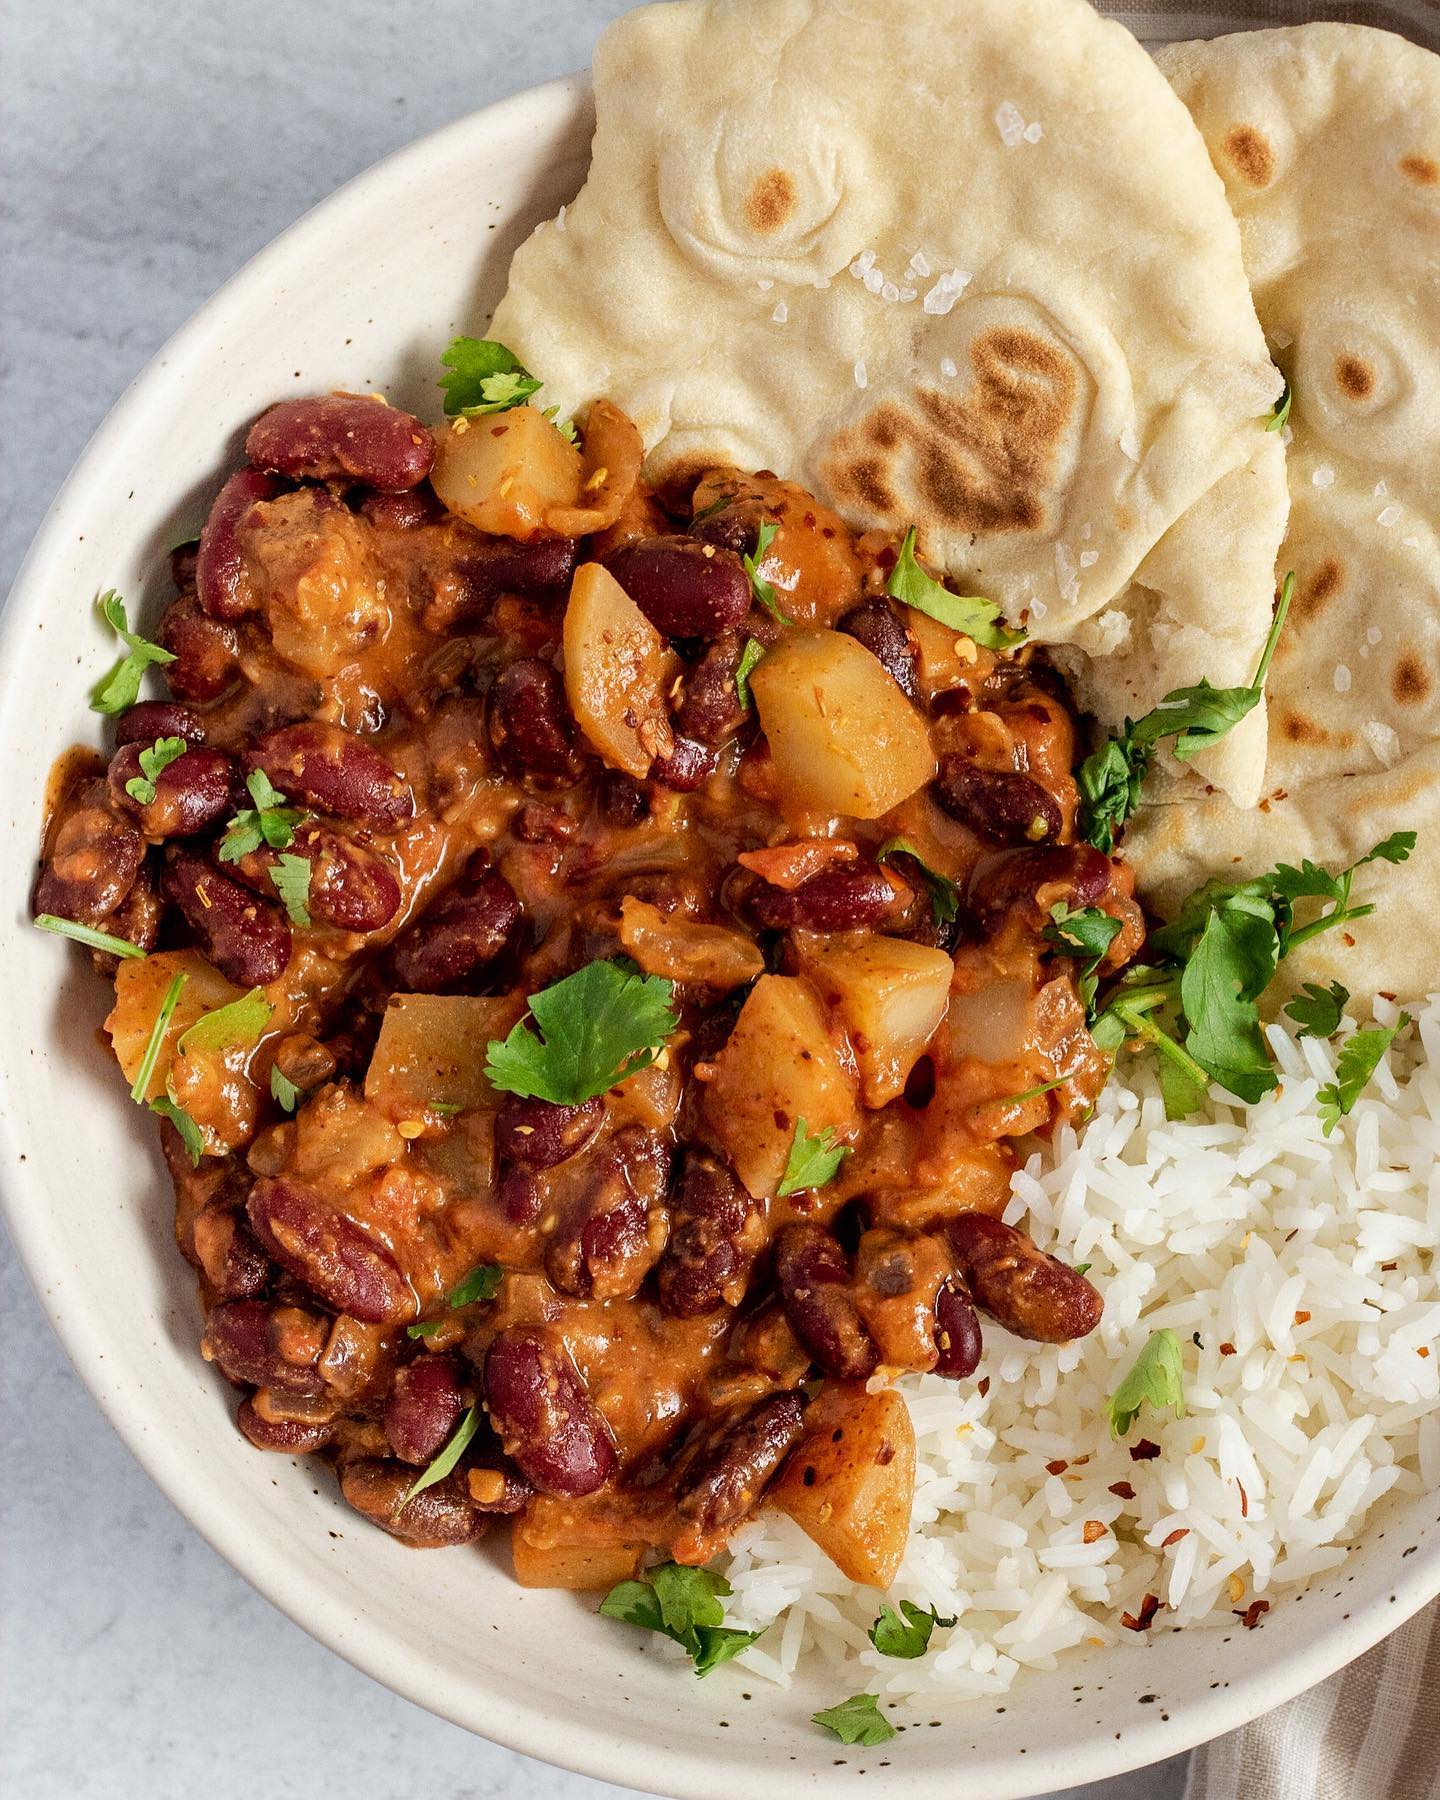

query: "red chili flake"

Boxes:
[1294, 1310, 1311, 1325]
[1108, 1481, 1137, 1500]
[1129, 1439, 1162, 1462]
[1121, 1593, 1161, 1632]
[1219, 1342, 1237, 1356]
[1237, 1480, 1249, 1518]
[1046, 1460, 1069, 1476]
[1234, 1599, 1271, 1630]
[1082, 1520, 1107, 1544]
[977, 1377, 990, 1398]
[1160, 1528, 1190, 1548]
[1381, 1261, 1399, 1272]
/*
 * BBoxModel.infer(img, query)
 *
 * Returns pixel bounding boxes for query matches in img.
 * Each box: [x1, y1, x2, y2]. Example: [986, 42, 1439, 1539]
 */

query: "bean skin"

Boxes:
[170, 540, 199, 592]
[390, 856, 521, 991]
[191, 1205, 272, 1300]
[604, 536, 751, 639]
[840, 601, 920, 701]
[358, 487, 443, 530]
[545, 1126, 670, 1301]
[675, 1390, 807, 1534]
[34, 779, 143, 925]
[108, 742, 234, 839]
[246, 722, 413, 827]
[674, 631, 748, 746]
[237, 1399, 334, 1454]
[657, 1153, 765, 1319]
[425, 534, 578, 632]
[744, 862, 904, 932]
[247, 1177, 414, 1324]
[162, 846, 291, 985]
[487, 658, 584, 786]
[483, 1326, 616, 1497]
[115, 701, 205, 747]
[933, 1280, 983, 1378]
[464, 1454, 534, 1515]
[203, 1299, 326, 1392]
[649, 734, 718, 792]
[246, 394, 435, 492]
[494, 1095, 603, 1171]
[934, 755, 1063, 846]
[597, 772, 649, 828]
[947, 1213, 1103, 1344]
[340, 1458, 485, 1546]
[197, 467, 283, 620]
[967, 843, 1112, 937]
[773, 1222, 879, 1382]
[231, 820, 401, 933]
[385, 1355, 466, 1465]
[157, 593, 241, 701]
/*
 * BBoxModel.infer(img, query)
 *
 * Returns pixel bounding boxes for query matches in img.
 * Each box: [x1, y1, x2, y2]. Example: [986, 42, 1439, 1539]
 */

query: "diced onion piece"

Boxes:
[770, 1383, 916, 1587]
[364, 992, 524, 1121]
[795, 933, 952, 1107]
[563, 562, 680, 779]
[749, 628, 936, 819]
[701, 974, 858, 1198]
[619, 896, 764, 990]
[430, 404, 582, 540]
[545, 399, 644, 536]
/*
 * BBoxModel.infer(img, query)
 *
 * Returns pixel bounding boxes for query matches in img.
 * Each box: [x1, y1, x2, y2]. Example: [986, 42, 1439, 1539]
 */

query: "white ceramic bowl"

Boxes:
[6, 67, 1440, 1800]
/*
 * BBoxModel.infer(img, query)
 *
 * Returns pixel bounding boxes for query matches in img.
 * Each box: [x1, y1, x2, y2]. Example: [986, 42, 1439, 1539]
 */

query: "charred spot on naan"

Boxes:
[1334, 354, 1376, 401]
[1222, 124, 1275, 187]
[1392, 652, 1433, 706]
[1278, 709, 1335, 748]
[1292, 556, 1345, 622]
[744, 169, 798, 234]
[1398, 153, 1440, 186]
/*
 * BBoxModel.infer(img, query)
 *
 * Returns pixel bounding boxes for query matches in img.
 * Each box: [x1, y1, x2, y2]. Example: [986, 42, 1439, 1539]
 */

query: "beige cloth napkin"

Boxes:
[1184, 1607, 1440, 1799]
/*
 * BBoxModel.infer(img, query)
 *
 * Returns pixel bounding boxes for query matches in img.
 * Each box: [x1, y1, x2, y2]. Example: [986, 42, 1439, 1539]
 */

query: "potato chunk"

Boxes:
[563, 562, 680, 779]
[430, 404, 582, 539]
[701, 974, 858, 1198]
[795, 934, 952, 1107]
[749, 629, 936, 819]
[364, 992, 523, 1122]
[771, 1383, 915, 1587]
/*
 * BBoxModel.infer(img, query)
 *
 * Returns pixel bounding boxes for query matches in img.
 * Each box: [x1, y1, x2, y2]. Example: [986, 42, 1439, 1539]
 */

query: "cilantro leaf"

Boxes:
[1179, 909, 1276, 1104]
[1077, 735, 1151, 857]
[885, 527, 1024, 650]
[270, 854, 313, 928]
[129, 972, 187, 1104]
[875, 836, 959, 926]
[406, 1320, 445, 1340]
[743, 520, 792, 625]
[811, 1693, 897, 1746]
[1266, 378, 1292, 433]
[1106, 1328, 1186, 1440]
[484, 959, 678, 1105]
[448, 1263, 503, 1308]
[402, 1404, 480, 1505]
[35, 913, 146, 960]
[868, 1600, 956, 1659]
[600, 1563, 760, 1677]
[540, 405, 579, 444]
[150, 1091, 204, 1166]
[90, 591, 177, 715]
[1044, 901, 1121, 1016]
[1318, 1014, 1411, 1135]
[996, 1073, 1072, 1108]
[218, 770, 308, 863]
[123, 736, 188, 806]
[439, 337, 542, 417]
[734, 636, 766, 710]
[177, 987, 273, 1055]
[777, 1117, 851, 1198]
[1284, 980, 1349, 1040]
[270, 1064, 301, 1113]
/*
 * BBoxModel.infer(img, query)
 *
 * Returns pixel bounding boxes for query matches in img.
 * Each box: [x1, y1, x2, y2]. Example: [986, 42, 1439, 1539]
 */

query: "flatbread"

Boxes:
[1131, 24, 1440, 1000]
[491, 0, 1286, 801]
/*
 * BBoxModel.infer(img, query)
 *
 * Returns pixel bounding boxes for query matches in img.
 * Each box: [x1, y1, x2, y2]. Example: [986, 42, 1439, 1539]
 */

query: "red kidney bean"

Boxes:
[246, 394, 435, 492]
[494, 1095, 603, 1171]
[967, 843, 1112, 937]
[162, 846, 291, 985]
[840, 601, 920, 701]
[231, 820, 400, 933]
[934, 755, 1063, 846]
[236, 1398, 334, 1454]
[657, 1153, 765, 1319]
[605, 536, 751, 639]
[115, 701, 205, 747]
[246, 722, 413, 827]
[157, 593, 241, 700]
[102, 860, 164, 956]
[933, 1280, 983, 1378]
[170, 540, 199, 592]
[689, 505, 754, 557]
[197, 467, 282, 620]
[744, 862, 905, 932]
[464, 1453, 534, 1514]
[650, 734, 718, 792]
[675, 1390, 807, 1534]
[497, 1168, 545, 1227]
[390, 855, 521, 991]
[486, 658, 584, 785]
[247, 1177, 414, 1324]
[358, 487, 443, 530]
[483, 1326, 616, 1497]
[545, 1126, 670, 1301]
[203, 1300, 326, 1391]
[947, 1213, 1103, 1343]
[598, 772, 649, 828]
[191, 1203, 272, 1299]
[424, 534, 579, 632]
[339, 1458, 485, 1546]
[385, 1355, 466, 1465]
[108, 742, 234, 839]
[675, 631, 748, 746]
[34, 779, 143, 924]
[773, 1222, 879, 1382]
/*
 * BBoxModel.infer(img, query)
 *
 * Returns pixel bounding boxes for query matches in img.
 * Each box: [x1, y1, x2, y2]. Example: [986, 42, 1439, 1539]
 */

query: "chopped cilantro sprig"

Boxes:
[868, 1601, 956, 1659]
[812, 1693, 897, 1746]
[218, 770, 308, 863]
[90, 591, 176, 715]
[875, 836, 959, 927]
[34, 914, 146, 959]
[1106, 1328, 1186, 1440]
[744, 520, 792, 626]
[600, 1563, 760, 1677]
[885, 527, 1024, 650]
[439, 337, 543, 417]
[123, 736, 187, 806]
[776, 1117, 851, 1198]
[484, 959, 678, 1106]
[1318, 1015, 1411, 1135]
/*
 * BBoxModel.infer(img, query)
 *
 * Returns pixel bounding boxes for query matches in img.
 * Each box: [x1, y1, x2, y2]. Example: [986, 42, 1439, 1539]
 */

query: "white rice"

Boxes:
[717, 994, 1440, 1699]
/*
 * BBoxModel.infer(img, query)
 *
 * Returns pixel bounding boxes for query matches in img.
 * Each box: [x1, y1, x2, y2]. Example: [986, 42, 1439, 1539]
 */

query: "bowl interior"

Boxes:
[6, 47, 1440, 1800]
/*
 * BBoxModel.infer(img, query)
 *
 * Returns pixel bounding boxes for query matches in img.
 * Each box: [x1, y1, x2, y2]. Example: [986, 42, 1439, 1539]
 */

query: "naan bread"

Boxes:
[492, 0, 1286, 801]
[1130, 24, 1440, 1000]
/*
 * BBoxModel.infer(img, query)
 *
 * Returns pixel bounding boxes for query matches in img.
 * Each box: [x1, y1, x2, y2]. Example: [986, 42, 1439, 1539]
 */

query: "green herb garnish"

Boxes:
[811, 1693, 897, 1746]
[129, 972, 187, 1104]
[1318, 1014, 1411, 1136]
[406, 1262, 503, 1338]
[270, 853, 313, 928]
[734, 636, 766, 710]
[886, 527, 1025, 650]
[90, 591, 177, 715]
[868, 1601, 957, 1659]
[777, 1117, 851, 1198]
[485, 959, 677, 1106]
[34, 914, 146, 960]
[743, 520, 792, 625]
[218, 770, 308, 863]
[1044, 901, 1122, 1017]
[177, 987, 273, 1055]
[150, 1090, 205, 1165]
[123, 736, 187, 806]
[401, 1404, 481, 1505]
[1283, 980, 1349, 1040]
[1266, 378, 1292, 433]
[540, 404, 578, 444]
[270, 1065, 301, 1113]
[1106, 1327, 1186, 1440]
[439, 337, 543, 417]
[600, 1563, 760, 1677]
[875, 836, 959, 927]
